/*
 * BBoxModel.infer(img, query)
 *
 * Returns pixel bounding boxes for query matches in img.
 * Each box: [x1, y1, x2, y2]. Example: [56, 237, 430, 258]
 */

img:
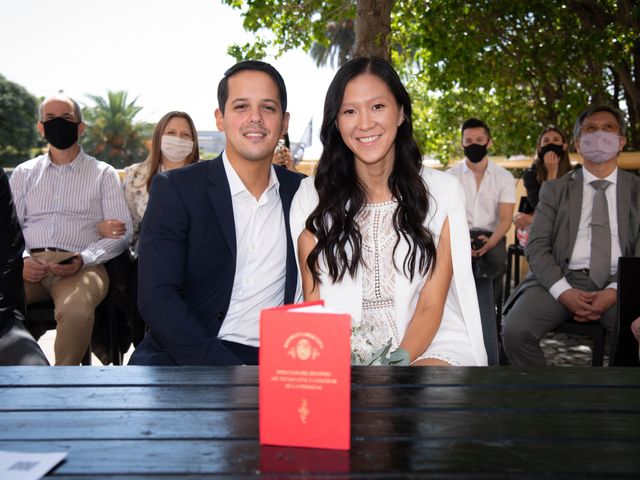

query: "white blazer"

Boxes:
[290, 168, 488, 366]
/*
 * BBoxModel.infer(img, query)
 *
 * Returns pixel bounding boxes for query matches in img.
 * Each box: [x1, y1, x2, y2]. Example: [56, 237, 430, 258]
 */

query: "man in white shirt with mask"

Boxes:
[502, 105, 640, 366]
[447, 118, 516, 311]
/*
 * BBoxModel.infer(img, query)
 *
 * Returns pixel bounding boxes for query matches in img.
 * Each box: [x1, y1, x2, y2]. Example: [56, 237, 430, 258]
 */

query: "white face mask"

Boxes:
[161, 135, 194, 163]
[579, 130, 621, 164]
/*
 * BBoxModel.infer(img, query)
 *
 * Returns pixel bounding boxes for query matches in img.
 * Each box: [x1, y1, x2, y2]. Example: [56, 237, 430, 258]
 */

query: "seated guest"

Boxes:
[99, 111, 200, 249]
[447, 118, 516, 309]
[9, 94, 132, 365]
[0, 166, 48, 365]
[513, 125, 573, 246]
[502, 105, 640, 366]
[98, 112, 200, 346]
[272, 133, 298, 173]
[129, 61, 303, 366]
[290, 57, 487, 366]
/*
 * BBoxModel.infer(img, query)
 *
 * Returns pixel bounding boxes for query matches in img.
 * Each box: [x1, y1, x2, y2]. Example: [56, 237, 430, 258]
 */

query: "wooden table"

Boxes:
[1, 366, 639, 478]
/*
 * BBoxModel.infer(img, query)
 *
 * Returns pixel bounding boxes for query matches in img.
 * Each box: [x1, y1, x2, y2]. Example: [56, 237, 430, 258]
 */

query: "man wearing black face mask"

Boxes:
[447, 118, 516, 311]
[9, 94, 132, 365]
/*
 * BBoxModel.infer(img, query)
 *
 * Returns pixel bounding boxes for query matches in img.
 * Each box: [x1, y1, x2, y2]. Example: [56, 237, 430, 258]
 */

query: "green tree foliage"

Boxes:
[222, 0, 640, 162]
[401, 0, 638, 161]
[81, 90, 152, 168]
[0, 74, 40, 166]
[222, 0, 355, 57]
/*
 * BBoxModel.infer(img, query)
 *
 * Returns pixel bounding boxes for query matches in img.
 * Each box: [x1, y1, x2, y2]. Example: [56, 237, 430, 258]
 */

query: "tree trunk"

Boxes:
[570, 0, 640, 148]
[353, 0, 395, 60]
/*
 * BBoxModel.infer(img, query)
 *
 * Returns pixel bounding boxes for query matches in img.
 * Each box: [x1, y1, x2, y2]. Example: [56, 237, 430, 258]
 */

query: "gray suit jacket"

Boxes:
[504, 167, 640, 311]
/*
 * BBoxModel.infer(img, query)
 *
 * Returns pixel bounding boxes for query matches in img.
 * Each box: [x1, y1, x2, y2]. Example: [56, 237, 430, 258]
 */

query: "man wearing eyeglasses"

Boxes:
[502, 105, 640, 366]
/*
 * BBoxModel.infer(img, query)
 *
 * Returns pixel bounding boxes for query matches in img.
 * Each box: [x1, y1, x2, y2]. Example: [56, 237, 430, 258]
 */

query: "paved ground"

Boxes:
[37, 330, 600, 367]
[38, 331, 134, 366]
[540, 331, 607, 367]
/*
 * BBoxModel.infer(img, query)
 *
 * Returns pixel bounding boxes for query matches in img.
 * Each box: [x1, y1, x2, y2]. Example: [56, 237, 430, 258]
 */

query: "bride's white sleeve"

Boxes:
[289, 177, 319, 303]
[445, 174, 489, 366]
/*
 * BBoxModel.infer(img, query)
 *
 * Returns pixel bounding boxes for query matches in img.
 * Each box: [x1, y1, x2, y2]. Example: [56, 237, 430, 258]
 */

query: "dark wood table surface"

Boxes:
[1, 366, 639, 478]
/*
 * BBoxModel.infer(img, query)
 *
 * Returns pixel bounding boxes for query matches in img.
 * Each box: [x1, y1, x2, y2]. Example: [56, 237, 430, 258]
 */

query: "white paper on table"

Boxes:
[0, 450, 68, 480]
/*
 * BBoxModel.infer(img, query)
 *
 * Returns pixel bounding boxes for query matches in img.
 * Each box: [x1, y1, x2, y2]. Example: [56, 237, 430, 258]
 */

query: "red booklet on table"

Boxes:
[259, 301, 351, 450]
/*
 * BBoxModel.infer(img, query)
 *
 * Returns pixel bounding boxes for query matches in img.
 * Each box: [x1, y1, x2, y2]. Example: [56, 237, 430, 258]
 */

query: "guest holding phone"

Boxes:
[9, 94, 131, 365]
[447, 118, 516, 309]
[272, 133, 298, 172]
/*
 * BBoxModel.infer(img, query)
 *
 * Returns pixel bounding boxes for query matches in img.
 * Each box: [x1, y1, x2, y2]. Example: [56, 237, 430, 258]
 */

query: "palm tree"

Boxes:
[308, 0, 393, 67]
[309, 19, 355, 68]
[81, 90, 151, 168]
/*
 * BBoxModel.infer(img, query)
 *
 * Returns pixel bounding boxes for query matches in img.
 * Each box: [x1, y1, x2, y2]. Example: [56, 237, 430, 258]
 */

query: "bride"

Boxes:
[289, 57, 487, 366]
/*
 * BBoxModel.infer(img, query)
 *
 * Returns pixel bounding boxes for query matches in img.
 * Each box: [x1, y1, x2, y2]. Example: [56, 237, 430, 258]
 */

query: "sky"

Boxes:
[0, 0, 337, 159]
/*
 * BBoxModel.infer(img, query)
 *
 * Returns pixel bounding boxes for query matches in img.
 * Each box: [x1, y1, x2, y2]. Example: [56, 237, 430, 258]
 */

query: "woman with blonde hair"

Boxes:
[98, 111, 199, 346]
[99, 111, 200, 245]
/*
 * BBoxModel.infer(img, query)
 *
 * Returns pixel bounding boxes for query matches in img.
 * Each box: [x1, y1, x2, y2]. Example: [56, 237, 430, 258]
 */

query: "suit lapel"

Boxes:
[206, 156, 236, 257]
[617, 170, 631, 254]
[567, 169, 583, 256]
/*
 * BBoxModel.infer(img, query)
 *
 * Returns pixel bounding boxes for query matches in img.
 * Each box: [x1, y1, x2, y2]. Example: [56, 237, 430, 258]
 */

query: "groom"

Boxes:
[130, 61, 304, 366]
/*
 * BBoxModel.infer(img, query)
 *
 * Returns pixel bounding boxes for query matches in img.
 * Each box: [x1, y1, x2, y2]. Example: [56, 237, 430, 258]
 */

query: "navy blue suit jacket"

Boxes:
[129, 156, 303, 365]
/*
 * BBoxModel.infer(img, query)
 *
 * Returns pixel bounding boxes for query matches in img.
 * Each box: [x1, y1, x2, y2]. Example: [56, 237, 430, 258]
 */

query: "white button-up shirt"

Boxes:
[9, 149, 132, 267]
[216, 152, 287, 347]
[549, 167, 621, 298]
[447, 159, 516, 231]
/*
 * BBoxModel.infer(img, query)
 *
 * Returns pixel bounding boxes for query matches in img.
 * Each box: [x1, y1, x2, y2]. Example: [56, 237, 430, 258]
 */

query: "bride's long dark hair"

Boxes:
[305, 57, 436, 286]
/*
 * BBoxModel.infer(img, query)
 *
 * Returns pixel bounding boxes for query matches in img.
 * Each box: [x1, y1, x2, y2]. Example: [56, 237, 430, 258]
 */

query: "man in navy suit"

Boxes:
[130, 61, 304, 365]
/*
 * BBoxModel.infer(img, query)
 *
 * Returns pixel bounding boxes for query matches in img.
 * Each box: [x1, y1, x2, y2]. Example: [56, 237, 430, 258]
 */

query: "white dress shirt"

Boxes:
[216, 152, 287, 347]
[549, 167, 621, 299]
[9, 149, 132, 267]
[447, 160, 516, 231]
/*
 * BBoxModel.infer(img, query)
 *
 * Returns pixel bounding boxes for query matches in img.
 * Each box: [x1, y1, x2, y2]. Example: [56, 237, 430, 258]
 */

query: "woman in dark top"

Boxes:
[514, 125, 572, 233]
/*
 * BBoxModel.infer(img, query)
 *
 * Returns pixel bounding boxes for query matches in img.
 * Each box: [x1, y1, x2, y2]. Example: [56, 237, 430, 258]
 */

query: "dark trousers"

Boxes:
[471, 233, 507, 311]
[501, 271, 616, 366]
[0, 308, 49, 366]
[221, 340, 259, 365]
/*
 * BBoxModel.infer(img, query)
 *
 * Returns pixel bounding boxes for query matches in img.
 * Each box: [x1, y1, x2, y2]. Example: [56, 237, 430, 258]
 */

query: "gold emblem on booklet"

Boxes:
[298, 399, 310, 424]
[284, 332, 323, 360]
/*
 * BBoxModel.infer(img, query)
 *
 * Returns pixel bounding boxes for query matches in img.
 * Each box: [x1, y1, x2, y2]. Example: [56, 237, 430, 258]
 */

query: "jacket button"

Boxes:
[217, 312, 224, 320]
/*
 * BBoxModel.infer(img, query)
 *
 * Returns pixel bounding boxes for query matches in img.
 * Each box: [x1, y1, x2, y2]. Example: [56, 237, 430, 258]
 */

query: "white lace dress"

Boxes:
[351, 201, 401, 363]
[289, 169, 488, 366]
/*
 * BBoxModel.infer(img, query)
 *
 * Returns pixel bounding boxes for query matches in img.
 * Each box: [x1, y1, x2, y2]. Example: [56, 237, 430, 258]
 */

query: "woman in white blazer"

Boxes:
[290, 57, 487, 366]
